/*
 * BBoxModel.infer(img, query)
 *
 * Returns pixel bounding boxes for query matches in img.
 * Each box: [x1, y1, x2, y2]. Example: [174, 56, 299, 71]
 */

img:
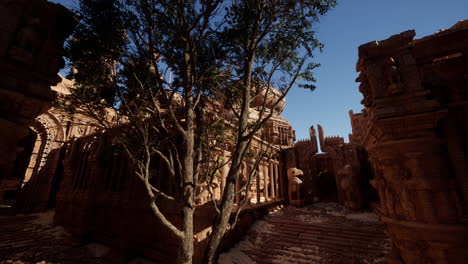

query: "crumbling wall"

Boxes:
[0, 0, 75, 202]
[354, 20, 468, 264]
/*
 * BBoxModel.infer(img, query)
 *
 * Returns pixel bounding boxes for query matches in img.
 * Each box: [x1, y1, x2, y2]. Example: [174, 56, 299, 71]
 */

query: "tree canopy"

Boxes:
[62, 1, 336, 263]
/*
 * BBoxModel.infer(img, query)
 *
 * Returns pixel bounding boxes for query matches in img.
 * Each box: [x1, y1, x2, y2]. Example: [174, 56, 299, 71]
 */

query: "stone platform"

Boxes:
[219, 203, 390, 264]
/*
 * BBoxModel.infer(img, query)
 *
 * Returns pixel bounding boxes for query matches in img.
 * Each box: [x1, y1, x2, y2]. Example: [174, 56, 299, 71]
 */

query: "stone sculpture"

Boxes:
[287, 168, 303, 207]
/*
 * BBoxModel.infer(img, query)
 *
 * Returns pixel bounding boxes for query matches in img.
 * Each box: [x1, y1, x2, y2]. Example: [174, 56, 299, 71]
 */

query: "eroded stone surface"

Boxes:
[0, 0, 76, 202]
[353, 20, 468, 264]
[220, 203, 390, 264]
[287, 124, 376, 210]
[0, 211, 103, 264]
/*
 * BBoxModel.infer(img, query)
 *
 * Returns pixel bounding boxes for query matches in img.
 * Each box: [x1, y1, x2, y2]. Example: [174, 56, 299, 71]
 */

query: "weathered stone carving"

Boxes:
[384, 57, 403, 95]
[337, 164, 363, 210]
[287, 168, 303, 207]
[356, 65, 372, 107]
[0, 0, 76, 201]
[290, 122, 375, 209]
[354, 20, 468, 264]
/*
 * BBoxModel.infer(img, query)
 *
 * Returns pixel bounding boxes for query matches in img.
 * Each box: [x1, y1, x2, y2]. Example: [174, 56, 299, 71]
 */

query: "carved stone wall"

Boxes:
[8, 70, 291, 262]
[11, 76, 98, 212]
[0, 0, 76, 201]
[354, 20, 468, 264]
[290, 123, 374, 209]
[262, 116, 296, 147]
[292, 139, 315, 203]
[52, 127, 287, 263]
[47, 83, 292, 262]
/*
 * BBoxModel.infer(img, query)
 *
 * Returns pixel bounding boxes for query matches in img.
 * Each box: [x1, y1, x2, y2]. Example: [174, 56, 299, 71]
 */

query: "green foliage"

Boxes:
[220, 0, 337, 92]
[62, 0, 337, 208]
[66, 0, 130, 104]
[65, 0, 336, 113]
[62, 1, 337, 262]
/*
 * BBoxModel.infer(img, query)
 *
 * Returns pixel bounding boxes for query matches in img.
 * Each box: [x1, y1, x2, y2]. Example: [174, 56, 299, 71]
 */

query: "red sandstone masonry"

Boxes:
[353, 20, 468, 264]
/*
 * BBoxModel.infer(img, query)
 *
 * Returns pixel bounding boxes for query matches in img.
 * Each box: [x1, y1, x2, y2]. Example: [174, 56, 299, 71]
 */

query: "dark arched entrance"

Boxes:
[316, 170, 337, 202]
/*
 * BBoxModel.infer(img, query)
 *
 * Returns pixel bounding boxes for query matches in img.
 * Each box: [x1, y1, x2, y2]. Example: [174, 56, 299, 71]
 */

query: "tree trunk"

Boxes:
[205, 29, 258, 262]
[204, 173, 238, 264]
[178, 123, 195, 263]
[177, 206, 194, 264]
[204, 142, 248, 264]
[177, 42, 196, 264]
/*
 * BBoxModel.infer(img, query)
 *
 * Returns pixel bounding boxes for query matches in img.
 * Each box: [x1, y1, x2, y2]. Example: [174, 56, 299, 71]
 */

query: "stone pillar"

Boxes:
[356, 23, 468, 264]
[273, 162, 279, 200]
[278, 163, 284, 199]
[256, 166, 260, 204]
[269, 163, 275, 199]
[263, 164, 269, 201]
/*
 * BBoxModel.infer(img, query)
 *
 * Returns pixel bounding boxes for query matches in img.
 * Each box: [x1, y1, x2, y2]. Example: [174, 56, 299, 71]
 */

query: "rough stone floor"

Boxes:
[0, 211, 104, 264]
[219, 203, 391, 264]
[0, 204, 390, 264]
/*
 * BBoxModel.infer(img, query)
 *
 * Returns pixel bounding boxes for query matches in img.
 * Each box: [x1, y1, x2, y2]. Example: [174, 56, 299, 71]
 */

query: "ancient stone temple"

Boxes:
[286, 124, 376, 210]
[2, 2, 467, 263]
[0, 3, 296, 260]
[352, 20, 468, 264]
[12, 76, 100, 213]
[4, 76, 295, 262]
[0, 0, 76, 206]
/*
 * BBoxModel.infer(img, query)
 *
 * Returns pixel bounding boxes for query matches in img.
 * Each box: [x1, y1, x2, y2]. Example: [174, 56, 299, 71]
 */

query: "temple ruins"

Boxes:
[351, 20, 468, 263]
[0, 1, 467, 263]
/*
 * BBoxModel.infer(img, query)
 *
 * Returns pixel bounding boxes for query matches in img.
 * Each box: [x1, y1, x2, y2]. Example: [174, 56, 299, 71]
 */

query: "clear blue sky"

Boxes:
[282, 0, 468, 141]
[51, 0, 467, 140]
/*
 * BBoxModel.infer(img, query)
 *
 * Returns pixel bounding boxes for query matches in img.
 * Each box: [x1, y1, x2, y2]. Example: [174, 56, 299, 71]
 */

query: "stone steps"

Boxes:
[262, 221, 387, 241]
[249, 232, 386, 255]
[221, 204, 390, 264]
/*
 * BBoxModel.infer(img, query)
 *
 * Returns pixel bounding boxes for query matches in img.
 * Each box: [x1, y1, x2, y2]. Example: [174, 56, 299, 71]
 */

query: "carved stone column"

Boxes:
[356, 23, 468, 264]
[263, 164, 269, 201]
[256, 166, 260, 204]
[274, 161, 279, 200]
[278, 162, 284, 199]
[269, 163, 275, 199]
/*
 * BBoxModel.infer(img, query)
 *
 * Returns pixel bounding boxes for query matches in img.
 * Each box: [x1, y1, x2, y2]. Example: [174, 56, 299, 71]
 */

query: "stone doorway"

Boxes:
[316, 171, 337, 202]
[0, 128, 37, 203]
